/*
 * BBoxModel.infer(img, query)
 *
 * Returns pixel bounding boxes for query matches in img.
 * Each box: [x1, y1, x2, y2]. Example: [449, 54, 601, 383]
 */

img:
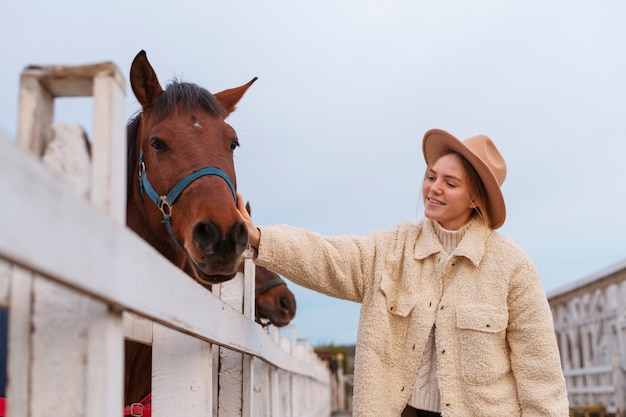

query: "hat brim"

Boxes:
[422, 128, 506, 229]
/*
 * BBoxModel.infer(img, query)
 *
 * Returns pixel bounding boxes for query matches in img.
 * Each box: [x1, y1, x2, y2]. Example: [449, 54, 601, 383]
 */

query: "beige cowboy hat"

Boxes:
[422, 128, 507, 229]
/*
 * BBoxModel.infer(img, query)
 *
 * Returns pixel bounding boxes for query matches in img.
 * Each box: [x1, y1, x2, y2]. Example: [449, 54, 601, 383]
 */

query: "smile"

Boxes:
[427, 197, 445, 206]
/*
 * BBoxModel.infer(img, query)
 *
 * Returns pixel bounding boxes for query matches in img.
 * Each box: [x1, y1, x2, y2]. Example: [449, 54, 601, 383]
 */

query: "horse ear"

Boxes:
[130, 50, 164, 108]
[214, 77, 257, 117]
[245, 202, 251, 216]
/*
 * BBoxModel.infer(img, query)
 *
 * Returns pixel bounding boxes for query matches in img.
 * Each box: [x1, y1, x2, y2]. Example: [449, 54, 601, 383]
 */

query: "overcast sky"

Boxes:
[1, 1, 625, 346]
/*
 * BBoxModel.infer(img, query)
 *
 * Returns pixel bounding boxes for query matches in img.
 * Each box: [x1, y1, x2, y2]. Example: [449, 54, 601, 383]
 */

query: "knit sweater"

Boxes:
[408, 221, 470, 412]
[255, 218, 569, 417]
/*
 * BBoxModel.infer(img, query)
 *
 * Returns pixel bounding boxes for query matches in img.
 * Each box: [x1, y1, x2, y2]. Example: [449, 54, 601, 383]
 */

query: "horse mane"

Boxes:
[126, 116, 140, 200]
[126, 80, 224, 198]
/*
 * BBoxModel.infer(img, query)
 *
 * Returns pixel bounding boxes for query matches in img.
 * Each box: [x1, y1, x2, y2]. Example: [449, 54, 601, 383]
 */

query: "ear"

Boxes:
[129, 50, 164, 108]
[214, 77, 257, 117]
[245, 202, 251, 216]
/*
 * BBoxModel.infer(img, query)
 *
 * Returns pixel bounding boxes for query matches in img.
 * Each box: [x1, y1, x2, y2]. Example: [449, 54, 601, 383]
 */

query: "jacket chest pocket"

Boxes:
[361, 276, 416, 365]
[456, 305, 510, 385]
[380, 272, 417, 318]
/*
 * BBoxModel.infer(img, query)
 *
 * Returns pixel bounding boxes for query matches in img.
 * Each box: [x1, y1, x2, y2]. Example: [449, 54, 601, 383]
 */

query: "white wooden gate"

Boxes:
[0, 60, 331, 417]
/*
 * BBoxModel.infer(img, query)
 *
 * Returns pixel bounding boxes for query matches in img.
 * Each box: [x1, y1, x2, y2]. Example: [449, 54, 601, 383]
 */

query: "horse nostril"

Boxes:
[231, 221, 249, 253]
[279, 296, 292, 312]
[192, 221, 219, 254]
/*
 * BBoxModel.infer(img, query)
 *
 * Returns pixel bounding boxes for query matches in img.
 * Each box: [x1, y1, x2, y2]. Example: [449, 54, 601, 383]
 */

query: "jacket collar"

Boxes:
[414, 218, 489, 267]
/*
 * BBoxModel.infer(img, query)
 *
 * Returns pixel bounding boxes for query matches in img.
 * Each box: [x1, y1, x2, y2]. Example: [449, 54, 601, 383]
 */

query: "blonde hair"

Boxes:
[425, 149, 493, 229]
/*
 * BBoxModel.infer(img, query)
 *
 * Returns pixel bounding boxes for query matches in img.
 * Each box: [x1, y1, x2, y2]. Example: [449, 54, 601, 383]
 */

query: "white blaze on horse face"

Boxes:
[192, 120, 202, 129]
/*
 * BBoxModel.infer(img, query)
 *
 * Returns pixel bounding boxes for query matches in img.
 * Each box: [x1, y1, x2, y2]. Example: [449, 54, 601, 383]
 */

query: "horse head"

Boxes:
[254, 265, 297, 327]
[126, 50, 257, 284]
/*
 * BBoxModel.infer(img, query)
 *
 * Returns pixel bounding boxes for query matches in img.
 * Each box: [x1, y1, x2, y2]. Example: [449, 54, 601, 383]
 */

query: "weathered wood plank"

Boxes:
[152, 323, 213, 417]
[84, 305, 125, 417]
[215, 272, 253, 417]
[20, 62, 125, 98]
[6, 266, 33, 417]
[123, 312, 153, 345]
[17, 71, 54, 156]
[91, 69, 126, 222]
[30, 276, 95, 416]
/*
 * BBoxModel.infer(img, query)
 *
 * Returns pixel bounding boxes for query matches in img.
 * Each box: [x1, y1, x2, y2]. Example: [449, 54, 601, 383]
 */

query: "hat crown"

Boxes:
[462, 135, 507, 186]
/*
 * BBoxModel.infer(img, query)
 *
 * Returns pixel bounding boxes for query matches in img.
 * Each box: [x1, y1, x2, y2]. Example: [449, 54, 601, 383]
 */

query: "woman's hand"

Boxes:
[236, 192, 261, 249]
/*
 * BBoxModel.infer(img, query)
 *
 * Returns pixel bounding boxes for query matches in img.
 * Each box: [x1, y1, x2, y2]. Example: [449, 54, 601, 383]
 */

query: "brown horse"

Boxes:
[254, 264, 296, 327]
[126, 50, 256, 285]
[124, 50, 256, 409]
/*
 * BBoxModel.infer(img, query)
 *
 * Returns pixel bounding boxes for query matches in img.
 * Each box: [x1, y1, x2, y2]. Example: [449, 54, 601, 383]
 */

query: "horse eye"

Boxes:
[151, 139, 168, 152]
[230, 140, 239, 152]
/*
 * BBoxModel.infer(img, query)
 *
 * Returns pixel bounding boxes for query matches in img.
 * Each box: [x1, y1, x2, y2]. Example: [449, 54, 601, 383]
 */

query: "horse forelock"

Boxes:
[155, 80, 224, 118]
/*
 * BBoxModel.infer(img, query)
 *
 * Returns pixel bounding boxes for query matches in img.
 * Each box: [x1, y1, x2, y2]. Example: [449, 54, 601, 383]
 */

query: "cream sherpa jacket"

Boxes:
[255, 218, 569, 417]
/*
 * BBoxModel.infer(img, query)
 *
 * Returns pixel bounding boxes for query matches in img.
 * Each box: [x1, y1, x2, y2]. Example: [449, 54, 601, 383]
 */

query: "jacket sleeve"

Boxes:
[506, 257, 570, 416]
[254, 224, 389, 303]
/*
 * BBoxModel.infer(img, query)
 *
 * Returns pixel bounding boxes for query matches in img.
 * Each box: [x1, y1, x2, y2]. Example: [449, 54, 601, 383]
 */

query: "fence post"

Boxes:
[213, 257, 256, 417]
[11, 61, 127, 417]
[151, 324, 213, 417]
[5, 266, 33, 416]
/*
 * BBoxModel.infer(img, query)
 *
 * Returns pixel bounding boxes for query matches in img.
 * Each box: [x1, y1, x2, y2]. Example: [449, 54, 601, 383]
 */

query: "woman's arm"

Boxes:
[236, 192, 379, 303]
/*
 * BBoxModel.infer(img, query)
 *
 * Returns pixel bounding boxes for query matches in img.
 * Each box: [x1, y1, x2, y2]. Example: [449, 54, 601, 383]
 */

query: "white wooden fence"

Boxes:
[0, 59, 331, 416]
[548, 259, 626, 417]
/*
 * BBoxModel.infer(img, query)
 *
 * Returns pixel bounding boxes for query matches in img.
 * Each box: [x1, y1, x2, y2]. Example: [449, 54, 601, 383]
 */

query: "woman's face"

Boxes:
[422, 153, 475, 230]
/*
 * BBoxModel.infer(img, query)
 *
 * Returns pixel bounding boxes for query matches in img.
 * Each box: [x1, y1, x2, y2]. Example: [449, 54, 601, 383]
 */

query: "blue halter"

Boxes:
[138, 149, 237, 249]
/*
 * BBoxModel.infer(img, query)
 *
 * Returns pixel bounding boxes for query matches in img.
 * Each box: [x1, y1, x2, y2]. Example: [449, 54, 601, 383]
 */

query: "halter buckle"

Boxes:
[129, 402, 144, 416]
[159, 195, 173, 216]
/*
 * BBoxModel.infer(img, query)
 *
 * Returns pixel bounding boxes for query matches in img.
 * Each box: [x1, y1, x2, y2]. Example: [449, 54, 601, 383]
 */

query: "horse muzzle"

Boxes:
[186, 219, 249, 283]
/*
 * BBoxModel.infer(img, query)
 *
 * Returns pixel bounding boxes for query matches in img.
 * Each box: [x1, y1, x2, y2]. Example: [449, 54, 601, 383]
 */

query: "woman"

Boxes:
[237, 128, 569, 416]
